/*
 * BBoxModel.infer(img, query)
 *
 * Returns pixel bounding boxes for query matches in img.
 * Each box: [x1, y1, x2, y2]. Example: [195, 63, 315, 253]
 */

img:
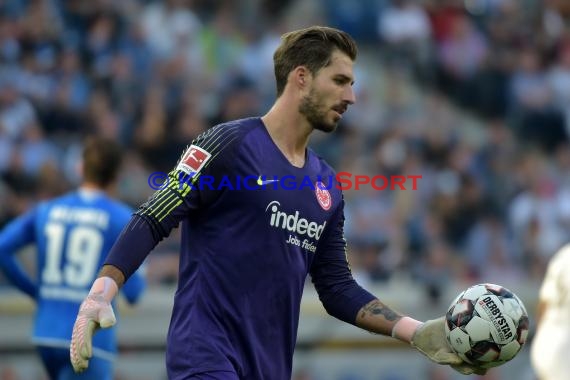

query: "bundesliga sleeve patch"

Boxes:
[177, 145, 212, 174]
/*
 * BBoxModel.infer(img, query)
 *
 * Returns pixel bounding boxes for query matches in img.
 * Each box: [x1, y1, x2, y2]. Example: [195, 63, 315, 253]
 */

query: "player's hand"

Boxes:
[411, 317, 487, 376]
[70, 277, 118, 373]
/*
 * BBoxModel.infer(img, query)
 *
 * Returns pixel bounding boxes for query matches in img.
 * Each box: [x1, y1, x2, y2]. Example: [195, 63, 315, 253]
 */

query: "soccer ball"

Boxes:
[444, 283, 529, 368]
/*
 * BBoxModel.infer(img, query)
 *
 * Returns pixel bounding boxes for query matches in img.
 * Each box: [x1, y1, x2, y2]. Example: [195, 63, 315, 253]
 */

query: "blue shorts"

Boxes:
[37, 346, 113, 380]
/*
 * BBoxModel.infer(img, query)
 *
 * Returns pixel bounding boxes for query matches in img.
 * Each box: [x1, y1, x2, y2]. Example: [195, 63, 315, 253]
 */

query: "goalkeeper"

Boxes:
[70, 26, 485, 379]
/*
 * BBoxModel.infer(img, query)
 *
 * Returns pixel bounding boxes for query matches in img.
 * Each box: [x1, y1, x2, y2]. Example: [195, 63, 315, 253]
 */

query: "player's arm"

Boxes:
[355, 300, 484, 375]
[69, 173, 193, 372]
[535, 244, 569, 328]
[0, 208, 39, 299]
[311, 198, 485, 375]
[71, 124, 239, 372]
[355, 299, 405, 336]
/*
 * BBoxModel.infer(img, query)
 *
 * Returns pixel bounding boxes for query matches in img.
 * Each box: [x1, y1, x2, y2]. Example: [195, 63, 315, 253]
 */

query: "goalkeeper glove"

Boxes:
[70, 277, 118, 373]
[393, 316, 487, 376]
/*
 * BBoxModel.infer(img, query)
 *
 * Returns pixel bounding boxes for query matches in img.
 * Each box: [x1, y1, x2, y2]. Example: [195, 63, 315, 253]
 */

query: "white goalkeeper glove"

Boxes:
[392, 316, 487, 376]
[70, 277, 118, 373]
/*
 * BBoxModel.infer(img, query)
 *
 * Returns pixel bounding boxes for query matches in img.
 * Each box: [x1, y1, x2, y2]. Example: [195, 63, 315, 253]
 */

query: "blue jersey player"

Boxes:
[70, 26, 486, 379]
[0, 137, 146, 380]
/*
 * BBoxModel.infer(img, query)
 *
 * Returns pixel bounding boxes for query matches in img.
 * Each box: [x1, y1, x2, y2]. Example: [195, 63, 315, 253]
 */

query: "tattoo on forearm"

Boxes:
[360, 300, 401, 321]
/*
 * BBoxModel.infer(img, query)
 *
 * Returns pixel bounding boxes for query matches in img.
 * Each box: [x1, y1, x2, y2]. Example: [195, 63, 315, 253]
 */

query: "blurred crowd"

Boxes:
[1, 0, 570, 309]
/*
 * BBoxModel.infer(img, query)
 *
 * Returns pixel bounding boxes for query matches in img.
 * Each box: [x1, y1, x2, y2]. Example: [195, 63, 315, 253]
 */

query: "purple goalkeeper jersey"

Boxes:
[105, 117, 375, 379]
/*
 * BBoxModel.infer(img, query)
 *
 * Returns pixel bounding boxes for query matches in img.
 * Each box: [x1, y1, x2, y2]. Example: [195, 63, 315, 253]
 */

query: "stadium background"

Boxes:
[1, 0, 569, 378]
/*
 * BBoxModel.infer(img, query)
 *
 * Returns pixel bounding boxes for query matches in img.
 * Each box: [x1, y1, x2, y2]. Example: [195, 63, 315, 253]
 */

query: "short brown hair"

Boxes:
[273, 26, 358, 97]
[82, 136, 123, 187]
